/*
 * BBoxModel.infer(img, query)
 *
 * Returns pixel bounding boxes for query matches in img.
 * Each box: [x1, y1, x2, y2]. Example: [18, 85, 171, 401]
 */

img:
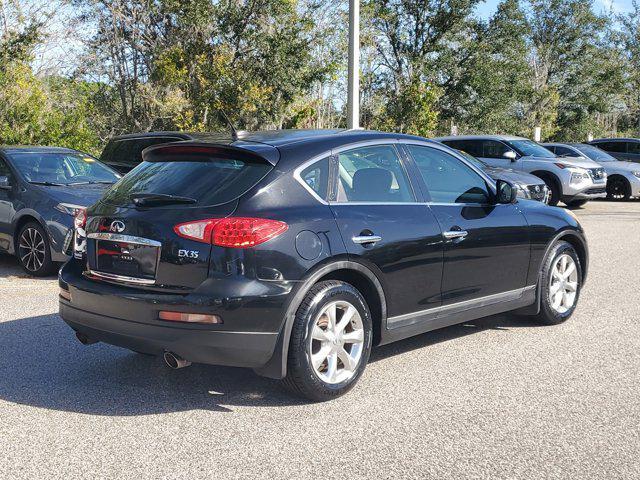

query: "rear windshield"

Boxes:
[100, 157, 272, 207]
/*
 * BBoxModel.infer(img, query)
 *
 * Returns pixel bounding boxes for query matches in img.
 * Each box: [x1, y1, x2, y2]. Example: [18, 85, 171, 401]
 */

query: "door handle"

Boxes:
[443, 230, 468, 240]
[352, 235, 382, 245]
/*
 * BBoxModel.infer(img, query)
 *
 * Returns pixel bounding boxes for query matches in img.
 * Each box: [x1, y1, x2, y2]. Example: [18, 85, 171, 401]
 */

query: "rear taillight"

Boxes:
[174, 217, 288, 248]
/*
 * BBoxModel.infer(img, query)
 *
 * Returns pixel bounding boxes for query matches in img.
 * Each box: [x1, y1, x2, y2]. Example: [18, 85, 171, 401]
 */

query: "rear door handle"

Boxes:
[443, 230, 468, 240]
[352, 235, 382, 245]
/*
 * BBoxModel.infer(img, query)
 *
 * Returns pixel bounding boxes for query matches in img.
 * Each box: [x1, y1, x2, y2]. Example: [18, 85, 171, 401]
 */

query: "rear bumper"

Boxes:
[58, 260, 291, 369]
[60, 302, 278, 368]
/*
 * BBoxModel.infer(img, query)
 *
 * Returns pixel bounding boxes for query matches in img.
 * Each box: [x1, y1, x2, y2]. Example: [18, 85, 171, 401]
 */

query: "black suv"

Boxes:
[0, 146, 119, 275]
[59, 130, 588, 401]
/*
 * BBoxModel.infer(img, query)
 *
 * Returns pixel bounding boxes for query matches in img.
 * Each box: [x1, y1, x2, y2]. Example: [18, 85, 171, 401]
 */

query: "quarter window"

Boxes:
[300, 157, 329, 201]
[336, 145, 415, 203]
[627, 142, 640, 155]
[406, 145, 491, 204]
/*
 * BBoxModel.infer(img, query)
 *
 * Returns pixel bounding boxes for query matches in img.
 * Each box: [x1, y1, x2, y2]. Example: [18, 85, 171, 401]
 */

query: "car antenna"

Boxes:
[219, 109, 239, 142]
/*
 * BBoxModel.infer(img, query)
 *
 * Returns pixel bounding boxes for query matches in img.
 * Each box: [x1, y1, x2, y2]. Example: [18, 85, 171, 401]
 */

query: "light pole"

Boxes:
[347, 0, 360, 130]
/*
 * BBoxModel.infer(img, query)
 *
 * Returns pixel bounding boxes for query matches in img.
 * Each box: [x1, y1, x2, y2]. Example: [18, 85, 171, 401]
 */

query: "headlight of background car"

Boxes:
[569, 169, 590, 184]
[632, 171, 640, 178]
[54, 203, 86, 216]
[514, 184, 531, 199]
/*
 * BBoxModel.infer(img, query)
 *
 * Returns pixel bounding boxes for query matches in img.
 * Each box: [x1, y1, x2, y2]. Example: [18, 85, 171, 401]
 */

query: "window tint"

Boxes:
[442, 140, 482, 157]
[507, 139, 555, 157]
[481, 140, 511, 159]
[0, 158, 10, 176]
[101, 156, 272, 207]
[103, 137, 183, 168]
[300, 157, 329, 200]
[553, 146, 575, 157]
[336, 145, 414, 203]
[597, 141, 626, 153]
[627, 142, 640, 155]
[407, 145, 491, 204]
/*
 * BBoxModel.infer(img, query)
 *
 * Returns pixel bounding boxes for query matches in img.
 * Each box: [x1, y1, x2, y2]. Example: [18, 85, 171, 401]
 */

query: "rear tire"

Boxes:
[566, 199, 588, 209]
[282, 280, 373, 401]
[606, 177, 631, 201]
[533, 241, 582, 326]
[16, 222, 56, 277]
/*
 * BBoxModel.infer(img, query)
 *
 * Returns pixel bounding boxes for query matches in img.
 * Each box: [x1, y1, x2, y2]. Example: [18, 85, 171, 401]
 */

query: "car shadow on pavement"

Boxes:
[0, 312, 540, 414]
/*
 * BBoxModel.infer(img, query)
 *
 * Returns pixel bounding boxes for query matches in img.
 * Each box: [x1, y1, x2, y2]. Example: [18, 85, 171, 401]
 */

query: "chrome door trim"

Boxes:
[87, 232, 162, 247]
[442, 230, 468, 240]
[352, 235, 382, 245]
[86, 270, 157, 285]
[387, 285, 536, 330]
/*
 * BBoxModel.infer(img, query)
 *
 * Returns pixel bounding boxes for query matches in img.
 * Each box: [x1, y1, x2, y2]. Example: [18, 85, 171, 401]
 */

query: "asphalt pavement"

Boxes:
[0, 200, 638, 479]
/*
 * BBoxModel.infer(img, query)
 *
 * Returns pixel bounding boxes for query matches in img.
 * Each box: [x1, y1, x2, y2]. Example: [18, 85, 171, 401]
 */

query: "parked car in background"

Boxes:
[100, 131, 238, 173]
[447, 148, 549, 203]
[588, 138, 640, 164]
[435, 135, 606, 207]
[543, 142, 640, 201]
[0, 146, 120, 276]
[59, 130, 588, 401]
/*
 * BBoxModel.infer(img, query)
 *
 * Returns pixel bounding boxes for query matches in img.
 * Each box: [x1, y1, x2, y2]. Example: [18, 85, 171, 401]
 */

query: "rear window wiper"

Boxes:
[29, 181, 66, 186]
[130, 193, 197, 207]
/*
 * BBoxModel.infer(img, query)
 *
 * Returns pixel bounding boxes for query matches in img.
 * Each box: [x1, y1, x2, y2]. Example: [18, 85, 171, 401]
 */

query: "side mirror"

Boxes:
[0, 175, 11, 190]
[495, 179, 517, 204]
[503, 150, 518, 162]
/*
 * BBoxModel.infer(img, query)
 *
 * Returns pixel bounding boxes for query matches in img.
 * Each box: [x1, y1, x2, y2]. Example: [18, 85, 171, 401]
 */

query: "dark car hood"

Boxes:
[482, 166, 544, 186]
[36, 183, 113, 207]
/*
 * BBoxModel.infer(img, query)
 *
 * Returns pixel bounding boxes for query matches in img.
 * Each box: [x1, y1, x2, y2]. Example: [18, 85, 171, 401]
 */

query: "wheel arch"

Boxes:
[531, 170, 562, 193]
[254, 259, 387, 380]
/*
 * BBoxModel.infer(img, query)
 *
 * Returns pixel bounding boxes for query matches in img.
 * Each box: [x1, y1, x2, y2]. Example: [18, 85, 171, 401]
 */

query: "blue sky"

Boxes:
[476, 0, 635, 18]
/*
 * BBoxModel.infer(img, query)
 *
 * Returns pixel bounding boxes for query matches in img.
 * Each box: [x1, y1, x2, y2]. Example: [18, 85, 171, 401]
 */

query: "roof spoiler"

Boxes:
[141, 141, 279, 166]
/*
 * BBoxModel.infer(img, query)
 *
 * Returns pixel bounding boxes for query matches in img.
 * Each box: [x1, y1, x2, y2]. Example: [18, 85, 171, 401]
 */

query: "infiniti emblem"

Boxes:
[110, 220, 125, 233]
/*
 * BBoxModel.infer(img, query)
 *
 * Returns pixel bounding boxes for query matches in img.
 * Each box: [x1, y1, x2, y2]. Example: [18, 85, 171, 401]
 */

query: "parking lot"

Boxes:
[0, 200, 638, 479]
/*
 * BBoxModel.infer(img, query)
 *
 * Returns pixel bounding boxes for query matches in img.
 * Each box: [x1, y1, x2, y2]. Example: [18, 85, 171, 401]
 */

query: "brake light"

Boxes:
[174, 217, 288, 248]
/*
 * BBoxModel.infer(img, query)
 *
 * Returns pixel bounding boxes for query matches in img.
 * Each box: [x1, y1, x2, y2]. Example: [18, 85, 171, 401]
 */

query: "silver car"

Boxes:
[435, 135, 607, 207]
[543, 142, 640, 201]
[588, 138, 640, 164]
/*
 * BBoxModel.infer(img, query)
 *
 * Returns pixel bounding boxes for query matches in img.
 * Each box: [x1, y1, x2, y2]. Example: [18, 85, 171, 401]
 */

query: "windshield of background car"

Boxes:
[507, 140, 557, 158]
[456, 150, 488, 169]
[574, 144, 616, 162]
[8, 152, 120, 185]
[100, 156, 273, 207]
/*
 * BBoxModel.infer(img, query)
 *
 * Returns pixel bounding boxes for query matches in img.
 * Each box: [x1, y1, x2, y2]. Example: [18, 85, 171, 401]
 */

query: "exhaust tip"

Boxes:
[163, 351, 191, 369]
[75, 332, 98, 345]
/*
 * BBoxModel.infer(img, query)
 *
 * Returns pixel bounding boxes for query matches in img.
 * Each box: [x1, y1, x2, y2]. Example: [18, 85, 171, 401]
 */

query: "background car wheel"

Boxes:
[17, 222, 56, 277]
[606, 177, 631, 201]
[283, 280, 373, 402]
[534, 241, 582, 326]
[539, 176, 561, 206]
[566, 199, 588, 209]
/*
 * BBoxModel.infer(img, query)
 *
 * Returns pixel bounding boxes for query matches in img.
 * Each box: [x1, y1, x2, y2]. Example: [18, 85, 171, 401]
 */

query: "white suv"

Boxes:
[435, 135, 607, 207]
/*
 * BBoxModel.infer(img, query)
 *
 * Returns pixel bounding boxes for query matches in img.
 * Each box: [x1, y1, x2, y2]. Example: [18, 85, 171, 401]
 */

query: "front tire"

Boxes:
[283, 280, 373, 401]
[17, 222, 56, 277]
[534, 241, 582, 325]
[606, 177, 631, 201]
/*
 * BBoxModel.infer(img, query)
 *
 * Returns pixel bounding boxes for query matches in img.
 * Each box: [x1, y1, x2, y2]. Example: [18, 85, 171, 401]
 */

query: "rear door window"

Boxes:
[335, 145, 415, 203]
[100, 154, 273, 208]
[481, 140, 511, 159]
[598, 141, 626, 153]
[627, 142, 640, 155]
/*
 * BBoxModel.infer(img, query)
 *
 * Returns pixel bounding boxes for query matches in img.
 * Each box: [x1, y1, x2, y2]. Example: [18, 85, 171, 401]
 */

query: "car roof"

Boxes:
[591, 138, 640, 142]
[433, 134, 528, 142]
[0, 145, 80, 155]
[141, 129, 444, 169]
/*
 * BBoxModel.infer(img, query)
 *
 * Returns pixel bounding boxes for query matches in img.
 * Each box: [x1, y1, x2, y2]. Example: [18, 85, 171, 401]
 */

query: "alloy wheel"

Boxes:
[607, 179, 627, 200]
[19, 227, 46, 273]
[308, 300, 365, 385]
[549, 254, 579, 314]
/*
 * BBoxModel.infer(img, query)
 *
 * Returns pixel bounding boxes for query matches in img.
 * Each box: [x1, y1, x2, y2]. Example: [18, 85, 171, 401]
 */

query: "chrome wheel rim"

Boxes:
[549, 254, 578, 314]
[308, 300, 365, 385]
[19, 228, 46, 272]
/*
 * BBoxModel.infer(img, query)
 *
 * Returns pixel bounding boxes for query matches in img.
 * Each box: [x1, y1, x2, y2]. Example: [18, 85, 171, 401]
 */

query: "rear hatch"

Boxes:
[83, 142, 277, 292]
